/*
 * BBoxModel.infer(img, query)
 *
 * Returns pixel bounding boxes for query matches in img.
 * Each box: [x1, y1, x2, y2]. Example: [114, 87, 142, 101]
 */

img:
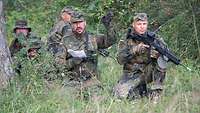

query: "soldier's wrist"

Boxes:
[131, 47, 137, 54]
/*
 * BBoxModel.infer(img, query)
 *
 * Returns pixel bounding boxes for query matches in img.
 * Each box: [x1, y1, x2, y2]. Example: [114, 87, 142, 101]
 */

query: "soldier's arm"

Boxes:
[96, 25, 117, 49]
[47, 21, 65, 49]
[53, 49, 84, 70]
[49, 21, 64, 36]
[47, 31, 62, 44]
[9, 39, 22, 57]
[48, 34, 62, 45]
[117, 39, 138, 64]
[47, 28, 69, 67]
[47, 30, 63, 52]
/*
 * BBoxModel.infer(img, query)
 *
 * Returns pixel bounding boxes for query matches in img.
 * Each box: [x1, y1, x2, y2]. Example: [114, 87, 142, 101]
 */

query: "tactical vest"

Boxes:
[127, 39, 150, 64]
[62, 32, 98, 80]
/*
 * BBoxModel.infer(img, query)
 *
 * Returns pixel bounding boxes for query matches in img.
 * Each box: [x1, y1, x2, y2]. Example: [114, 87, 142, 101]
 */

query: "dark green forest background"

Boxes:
[5, 0, 200, 64]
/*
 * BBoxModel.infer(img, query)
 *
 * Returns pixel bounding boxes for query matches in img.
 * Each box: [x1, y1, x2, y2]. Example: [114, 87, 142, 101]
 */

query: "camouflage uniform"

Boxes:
[9, 20, 41, 57]
[9, 20, 43, 74]
[48, 14, 116, 99]
[26, 37, 44, 59]
[48, 6, 75, 42]
[113, 13, 167, 100]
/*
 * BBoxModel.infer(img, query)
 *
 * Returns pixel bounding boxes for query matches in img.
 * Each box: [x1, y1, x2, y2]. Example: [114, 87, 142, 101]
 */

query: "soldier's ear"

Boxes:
[132, 22, 134, 28]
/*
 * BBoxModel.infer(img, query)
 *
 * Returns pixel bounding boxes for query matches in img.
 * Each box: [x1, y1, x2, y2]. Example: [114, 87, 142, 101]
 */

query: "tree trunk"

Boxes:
[0, 0, 14, 89]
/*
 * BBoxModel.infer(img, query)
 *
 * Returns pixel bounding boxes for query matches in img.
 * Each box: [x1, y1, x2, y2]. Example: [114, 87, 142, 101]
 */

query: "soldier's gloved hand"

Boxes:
[151, 50, 159, 58]
[101, 11, 114, 28]
[132, 43, 149, 54]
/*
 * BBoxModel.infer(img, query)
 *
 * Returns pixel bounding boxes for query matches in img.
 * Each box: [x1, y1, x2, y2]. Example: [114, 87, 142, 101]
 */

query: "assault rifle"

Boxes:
[98, 49, 110, 57]
[97, 49, 117, 62]
[127, 28, 191, 71]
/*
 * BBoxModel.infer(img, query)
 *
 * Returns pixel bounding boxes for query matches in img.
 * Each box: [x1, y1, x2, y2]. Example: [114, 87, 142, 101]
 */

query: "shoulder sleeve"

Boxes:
[117, 38, 138, 64]
[95, 24, 117, 49]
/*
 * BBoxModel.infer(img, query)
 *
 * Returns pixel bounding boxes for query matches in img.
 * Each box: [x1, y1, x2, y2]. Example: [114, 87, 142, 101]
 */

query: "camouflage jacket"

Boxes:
[48, 20, 71, 39]
[117, 29, 166, 73]
[9, 33, 41, 57]
[48, 26, 116, 80]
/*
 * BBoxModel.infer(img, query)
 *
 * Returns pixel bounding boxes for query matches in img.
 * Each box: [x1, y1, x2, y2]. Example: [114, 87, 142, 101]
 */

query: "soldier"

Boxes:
[26, 38, 44, 60]
[48, 12, 116, 99]
[113, 13, 168, 103]
[9, 20, 40, 57]
[47, 6, 76, 57]
[48, 6, 75, 40]
[10, 20, 43, 74]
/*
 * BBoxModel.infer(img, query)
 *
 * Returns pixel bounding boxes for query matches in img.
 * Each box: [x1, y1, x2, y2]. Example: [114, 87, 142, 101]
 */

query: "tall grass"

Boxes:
[0, 55, 199, 113]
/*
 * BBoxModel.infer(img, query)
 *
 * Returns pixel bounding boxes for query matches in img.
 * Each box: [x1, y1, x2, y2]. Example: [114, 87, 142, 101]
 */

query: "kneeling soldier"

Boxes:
[113, 13, 168, 103]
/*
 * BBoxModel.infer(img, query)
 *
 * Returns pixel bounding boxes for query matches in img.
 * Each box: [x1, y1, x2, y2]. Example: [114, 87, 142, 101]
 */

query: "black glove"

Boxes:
[101, 11, 114, 28]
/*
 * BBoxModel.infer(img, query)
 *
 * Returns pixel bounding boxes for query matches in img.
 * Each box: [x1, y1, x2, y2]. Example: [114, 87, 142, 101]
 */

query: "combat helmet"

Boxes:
[71, 13, 85, 23]
[133, 13, 148, 21]
[60, 6, 74, 16]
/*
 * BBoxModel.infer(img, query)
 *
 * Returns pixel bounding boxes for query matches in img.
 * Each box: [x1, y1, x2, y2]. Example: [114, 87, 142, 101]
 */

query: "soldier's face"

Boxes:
[28, 48, 38, 59]
[61, 12, 71, 22]
[15, 28, 29, 36]
[72, 21, 86, 34]
[132, 20, 148, 35]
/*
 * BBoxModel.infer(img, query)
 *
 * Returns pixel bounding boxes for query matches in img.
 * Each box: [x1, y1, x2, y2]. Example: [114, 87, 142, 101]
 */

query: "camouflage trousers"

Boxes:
[113, 63, 166, 100]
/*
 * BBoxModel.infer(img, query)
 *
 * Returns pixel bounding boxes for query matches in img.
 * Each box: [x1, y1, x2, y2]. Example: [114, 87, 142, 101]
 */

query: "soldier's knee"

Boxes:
[157, 67, 166, 82]
[154, 65, 166, 77]
[113, 82, 130, 99]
